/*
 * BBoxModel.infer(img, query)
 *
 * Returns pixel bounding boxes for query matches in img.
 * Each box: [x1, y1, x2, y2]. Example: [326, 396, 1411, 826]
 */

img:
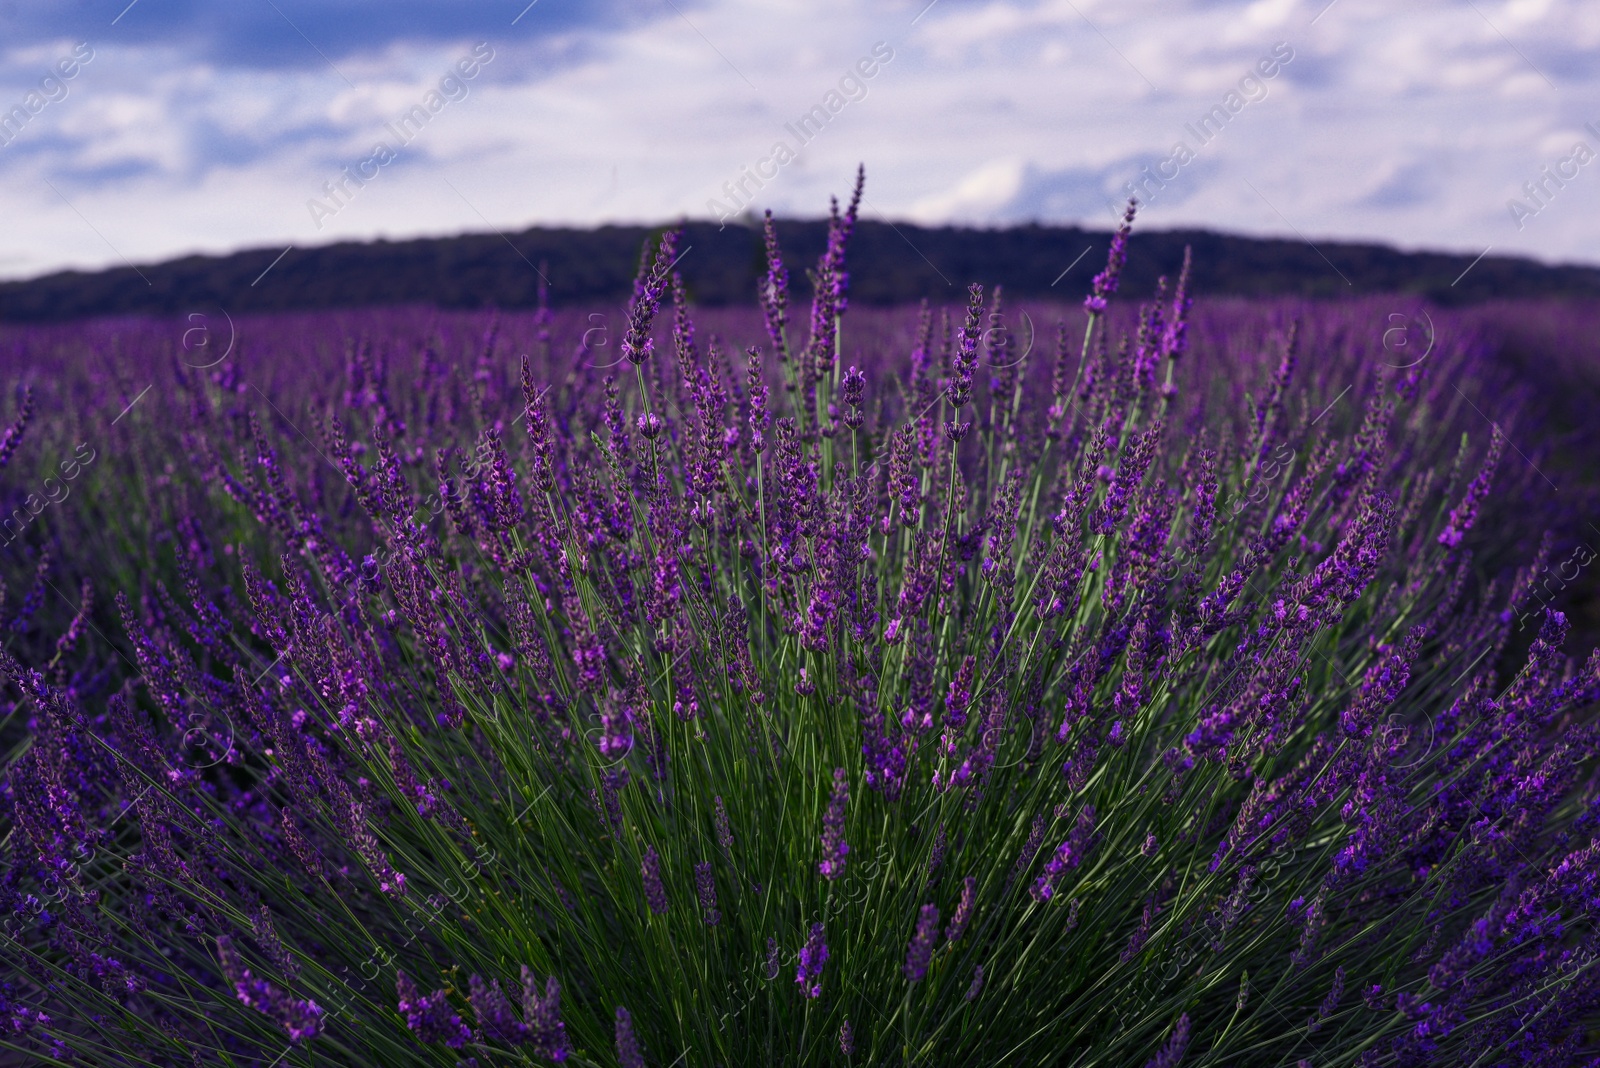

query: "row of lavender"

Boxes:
[0, 181, 1596, 1066]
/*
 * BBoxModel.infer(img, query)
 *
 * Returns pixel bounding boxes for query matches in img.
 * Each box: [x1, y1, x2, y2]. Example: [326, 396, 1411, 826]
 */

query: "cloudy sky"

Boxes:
[0, 0, 1595, 281]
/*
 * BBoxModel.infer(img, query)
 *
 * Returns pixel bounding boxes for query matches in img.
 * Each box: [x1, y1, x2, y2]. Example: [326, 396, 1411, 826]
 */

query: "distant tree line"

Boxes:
[3, 217, 1598, 322]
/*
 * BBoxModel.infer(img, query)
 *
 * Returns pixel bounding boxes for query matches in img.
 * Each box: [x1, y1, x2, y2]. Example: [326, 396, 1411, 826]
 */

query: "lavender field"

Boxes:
[2, 199, 1599, 1067]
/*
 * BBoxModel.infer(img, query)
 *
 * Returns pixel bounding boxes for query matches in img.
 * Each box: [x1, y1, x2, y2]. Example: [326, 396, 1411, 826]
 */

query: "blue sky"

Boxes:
[0, 0, 1596, 280]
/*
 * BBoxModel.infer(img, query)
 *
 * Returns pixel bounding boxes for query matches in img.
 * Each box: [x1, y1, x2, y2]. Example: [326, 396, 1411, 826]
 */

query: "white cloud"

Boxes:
[907, 158, 1028, 222]
[1, 0, 1597, 281]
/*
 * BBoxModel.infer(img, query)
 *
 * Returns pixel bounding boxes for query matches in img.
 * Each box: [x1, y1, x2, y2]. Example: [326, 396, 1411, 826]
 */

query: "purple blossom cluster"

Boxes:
[218, 935, 324, 1042]
[818, 767, 851, 879]
[904, 903, 940, 981]
[1031, 807, 1097, 903]
[396, 970, 472, 1049]
[797, 922, 830, 998]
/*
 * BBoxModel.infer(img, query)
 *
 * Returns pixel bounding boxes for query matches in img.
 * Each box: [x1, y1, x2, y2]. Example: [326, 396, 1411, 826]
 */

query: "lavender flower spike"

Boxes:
[965, 965, 985, 1001]
[796, 922, 829, 998]
[1085, 199, 1137, 313]
[1030, 806, 1097, 902]
[396, 970, 472, 1049]
[695, 860, 720, 926]
[600, 688, 635, 759]
[1307, 967, 1344, 1033]
[760, 210, 789, 355]
[904, 903, 940, 981]
[1438, 426, 1505, 548]
[1145, 1014, 1190, 1068]
[945, 876, 977, 945]
[818, 768, 851, 879]
[642, 845, 669, 915]
[713, 795, 734, 850]
[1160, 245, 1193, 361]
[469, 974, 528, 1043]
[521, 968, 570, 1061]
[217, 936, 324, 1043]
[615, 1006, 646, 1068]
[621, 230, 679, 365]
[945, 655, 975, 729]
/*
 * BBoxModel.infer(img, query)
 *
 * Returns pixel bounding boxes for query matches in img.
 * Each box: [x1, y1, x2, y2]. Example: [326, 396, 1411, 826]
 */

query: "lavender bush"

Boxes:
[1, 177, 1597, 1067]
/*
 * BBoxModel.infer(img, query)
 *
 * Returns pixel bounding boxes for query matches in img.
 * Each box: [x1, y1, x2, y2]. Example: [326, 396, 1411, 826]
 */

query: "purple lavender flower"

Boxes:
[1307, 967, 1345, 1033]
[802, 172, 863, 382]
[641, 845, 668, 915]
[1145, 1014, 1190, 1068]
[1015, 812, 1047, 877]
[597, 769, 627, 840]
[217, 936, 323, 1043]
[841, 366, 866, 429]
[1120, 897, 1157, 963]
[1290, 892, 1327, 969]
[965, 965, 985, 1001]
[1031, 806, 1096, 903]
[1339, 629, 1421, 739]
[745, 346, 771, 456]
[945, 656, 975, 729]
[279, 806, 323, 879]
[572, 613, 608, 694]
[1160, 245, 1193, 361]
[478, 427, 522, 532]
[0, 990, 50, 1037]
[796, 922, 829, 998]
[818, 768, 850, 880]
[760, 211, 790, 356]
[388, 734, 438, 816]
[1094, 420, 1162, 535]
[520, 356, 557, 495]
[904, 903, 940, 981]
[946, 876, 976, 945]
[1438, 426, 1505, 548]
[600, 687, 635, 760]
[713, 795, 734, 851]
[469, 974, 528, 1043]
[948, 285, 984, 409]
[521, 969, 570, 1061]
[0, 385, 33, 470]
[925, 822, 948, 881]
[888, 425, 922, 528]
[615, 1006, 646, 1068]
[621, 230, 679, 365]
[840, 1018, 855, 1056]
[396, 970, 472, 1048]
[1085, 200, 1137, 313]
[695, 861, 719, 926]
